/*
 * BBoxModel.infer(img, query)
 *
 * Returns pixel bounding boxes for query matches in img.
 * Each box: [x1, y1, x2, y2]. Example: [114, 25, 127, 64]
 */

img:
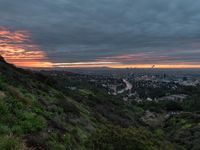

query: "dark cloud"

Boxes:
[1, 0, 200, 65]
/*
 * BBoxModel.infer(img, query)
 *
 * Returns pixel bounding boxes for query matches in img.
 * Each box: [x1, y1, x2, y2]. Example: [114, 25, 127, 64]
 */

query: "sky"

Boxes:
[0, 0, 200, 68]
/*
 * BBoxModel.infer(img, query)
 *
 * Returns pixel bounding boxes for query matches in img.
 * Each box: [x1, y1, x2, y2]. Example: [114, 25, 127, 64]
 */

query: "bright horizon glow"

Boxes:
[4, 57, 200, 69]
[109, 64, 200, 69]
[19, 62, 200, 69]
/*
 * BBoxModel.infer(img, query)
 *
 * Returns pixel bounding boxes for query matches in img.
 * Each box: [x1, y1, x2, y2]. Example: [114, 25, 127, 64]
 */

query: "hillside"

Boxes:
[0, 55, 200, 150]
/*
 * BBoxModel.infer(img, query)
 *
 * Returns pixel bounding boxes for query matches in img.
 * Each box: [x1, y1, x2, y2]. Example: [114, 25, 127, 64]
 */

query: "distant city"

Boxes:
[39, 68, 200, 104]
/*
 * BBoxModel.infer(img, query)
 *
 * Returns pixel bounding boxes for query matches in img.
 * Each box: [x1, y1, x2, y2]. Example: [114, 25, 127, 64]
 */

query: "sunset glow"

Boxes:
[50, 61, 200, 69]
[108, 64, 200, 69]
[0, 27, 52, 68]
[1, 27, 200, 69]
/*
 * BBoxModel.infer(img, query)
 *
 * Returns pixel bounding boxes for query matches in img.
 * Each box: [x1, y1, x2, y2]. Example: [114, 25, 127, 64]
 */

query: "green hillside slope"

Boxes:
[0, 55, 195, 150]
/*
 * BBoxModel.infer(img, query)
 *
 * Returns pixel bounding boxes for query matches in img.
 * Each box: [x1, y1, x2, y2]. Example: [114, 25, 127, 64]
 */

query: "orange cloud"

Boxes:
[0, 27, 52, 68]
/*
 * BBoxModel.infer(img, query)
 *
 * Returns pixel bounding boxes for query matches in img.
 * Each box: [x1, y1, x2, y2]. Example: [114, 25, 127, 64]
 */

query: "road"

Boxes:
[117, 79, 132, 94]
[123, 79, 133, 91]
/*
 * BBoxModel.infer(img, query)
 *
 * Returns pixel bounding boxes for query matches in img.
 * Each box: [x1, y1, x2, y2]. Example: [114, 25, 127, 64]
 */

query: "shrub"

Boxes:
[85, 126, 163, 150]
[0, 124, 10, 134]
[11, 125, 24, 135]
[0, 100, 9, 115]
[6, 86, 31, 105]
[19, 112, 47, 133]
[57, 98, 80, 116]
[48, 142, 66, 150]
[0, 135, 26, 150]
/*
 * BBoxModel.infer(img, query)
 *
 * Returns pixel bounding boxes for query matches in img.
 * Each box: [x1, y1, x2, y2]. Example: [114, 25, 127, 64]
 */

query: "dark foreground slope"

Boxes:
[0, 56, 198, 150]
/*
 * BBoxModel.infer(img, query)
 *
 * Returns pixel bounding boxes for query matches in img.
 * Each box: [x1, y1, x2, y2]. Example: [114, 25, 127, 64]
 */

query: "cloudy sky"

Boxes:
[0, 0, 200, 68]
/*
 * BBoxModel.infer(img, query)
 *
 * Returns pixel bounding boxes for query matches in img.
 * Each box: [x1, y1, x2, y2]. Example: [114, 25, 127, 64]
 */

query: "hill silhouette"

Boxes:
[0, 55, 6, 63]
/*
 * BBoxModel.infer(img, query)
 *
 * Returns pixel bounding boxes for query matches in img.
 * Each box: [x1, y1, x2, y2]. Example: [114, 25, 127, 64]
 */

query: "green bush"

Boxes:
[11, 125, 24, 135]
[19, 112, 47, 133]
[48, 142, 66, 150]
[57, 98, 80, 116]
[0, 135, 26, 150]
[6, 86, 31, 105]
[85, 126, 166, 150]
[0, 100, 9, 115]
[0, 124, 10, 134]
